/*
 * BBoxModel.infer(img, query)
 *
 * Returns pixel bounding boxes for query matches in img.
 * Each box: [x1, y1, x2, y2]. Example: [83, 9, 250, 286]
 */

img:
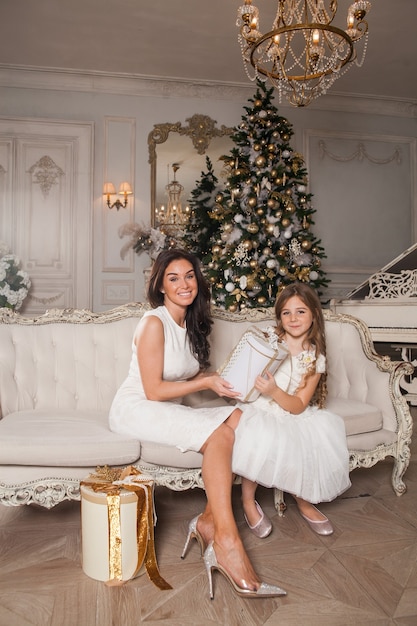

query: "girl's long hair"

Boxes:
[275, 282, 327, 407]
[147, 249, 212, 370]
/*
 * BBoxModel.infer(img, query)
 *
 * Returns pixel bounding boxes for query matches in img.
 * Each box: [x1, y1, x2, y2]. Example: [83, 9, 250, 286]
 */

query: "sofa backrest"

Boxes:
[0, 305, 147, 418]
[0, 304, 395, 431]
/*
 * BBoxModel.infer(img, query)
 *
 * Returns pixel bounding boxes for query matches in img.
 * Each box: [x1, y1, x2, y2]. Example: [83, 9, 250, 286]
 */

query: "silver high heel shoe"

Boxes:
[203, 542, 287, 599]
[181, 515, 206, 559]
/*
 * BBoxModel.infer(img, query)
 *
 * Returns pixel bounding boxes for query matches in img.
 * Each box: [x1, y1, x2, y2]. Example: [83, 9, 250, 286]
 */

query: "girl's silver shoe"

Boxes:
[203, 542, 286, 599]
[244, 500, 272, 538]
[299, 506, 334, 536]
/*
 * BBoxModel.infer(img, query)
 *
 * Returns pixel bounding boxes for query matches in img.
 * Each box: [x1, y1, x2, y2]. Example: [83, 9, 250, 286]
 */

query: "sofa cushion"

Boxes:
[140, 441, 203, 469]
[326, 398, 383, 437]
[0, 410, 141, 466]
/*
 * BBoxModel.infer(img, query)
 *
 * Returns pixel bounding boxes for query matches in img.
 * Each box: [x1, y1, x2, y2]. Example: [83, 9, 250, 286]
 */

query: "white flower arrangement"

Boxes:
[296, 349, 316, 370]
[119, 222, 176, 262]
[0, 242, 31, 310]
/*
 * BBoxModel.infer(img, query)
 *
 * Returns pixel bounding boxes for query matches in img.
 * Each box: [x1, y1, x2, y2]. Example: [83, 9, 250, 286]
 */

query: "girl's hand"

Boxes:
[254, 370, 277, 397]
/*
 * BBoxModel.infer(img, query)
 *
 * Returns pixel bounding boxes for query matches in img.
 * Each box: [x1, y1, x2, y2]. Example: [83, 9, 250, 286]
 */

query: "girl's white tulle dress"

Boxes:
[109, 306, 234, 453]
[232, 327, 351, 503]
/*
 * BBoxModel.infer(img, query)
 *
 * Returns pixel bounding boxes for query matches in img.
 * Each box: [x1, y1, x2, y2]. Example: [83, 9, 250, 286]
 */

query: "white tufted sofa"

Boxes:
[0, 303, 413, 509]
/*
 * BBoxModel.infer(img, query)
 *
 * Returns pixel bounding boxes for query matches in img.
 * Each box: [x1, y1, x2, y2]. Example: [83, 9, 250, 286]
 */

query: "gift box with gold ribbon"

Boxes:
[80, 465, 171, 589]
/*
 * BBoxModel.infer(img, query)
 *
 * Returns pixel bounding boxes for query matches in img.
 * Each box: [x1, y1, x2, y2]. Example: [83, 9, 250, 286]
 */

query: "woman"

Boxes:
[109, 248, 285, 599]
[233, 283, 351, 538]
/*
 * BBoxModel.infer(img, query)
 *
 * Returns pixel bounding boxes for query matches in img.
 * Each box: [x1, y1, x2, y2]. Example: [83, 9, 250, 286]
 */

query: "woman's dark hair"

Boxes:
[147, 249, 212, 370]
[274, 282, 327, 407]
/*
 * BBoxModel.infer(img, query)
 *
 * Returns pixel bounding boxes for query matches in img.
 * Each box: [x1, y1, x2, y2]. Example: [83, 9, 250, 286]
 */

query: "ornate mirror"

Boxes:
[148, 114, 234, 227]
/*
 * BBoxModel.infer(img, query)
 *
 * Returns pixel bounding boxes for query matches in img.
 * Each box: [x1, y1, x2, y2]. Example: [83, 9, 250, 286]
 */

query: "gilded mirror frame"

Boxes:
[148, 114, 233, 227]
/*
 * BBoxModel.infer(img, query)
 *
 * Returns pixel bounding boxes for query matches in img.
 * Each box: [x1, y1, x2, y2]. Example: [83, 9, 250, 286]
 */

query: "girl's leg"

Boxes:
[293, 495, 328, 521]
[241, 478, 261, 527]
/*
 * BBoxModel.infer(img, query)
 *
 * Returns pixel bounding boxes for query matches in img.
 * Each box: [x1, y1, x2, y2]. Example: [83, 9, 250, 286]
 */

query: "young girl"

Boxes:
[232, 282, 351, 537]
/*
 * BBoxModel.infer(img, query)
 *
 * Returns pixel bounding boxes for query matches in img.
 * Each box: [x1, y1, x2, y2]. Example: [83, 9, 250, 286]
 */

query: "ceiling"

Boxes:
[0, 0, 416, 104]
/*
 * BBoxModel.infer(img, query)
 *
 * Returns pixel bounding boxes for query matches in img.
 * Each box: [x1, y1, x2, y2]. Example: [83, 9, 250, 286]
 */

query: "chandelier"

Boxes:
[237, 0, 371, 107]
[155, 163, 190, 236]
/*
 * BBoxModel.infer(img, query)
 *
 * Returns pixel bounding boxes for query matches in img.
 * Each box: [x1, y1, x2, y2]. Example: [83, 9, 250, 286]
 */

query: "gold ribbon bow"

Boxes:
[81, 465, 172, 590]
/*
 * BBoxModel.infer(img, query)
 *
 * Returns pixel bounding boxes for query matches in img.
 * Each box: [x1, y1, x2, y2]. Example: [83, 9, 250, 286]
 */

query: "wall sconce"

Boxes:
[103, 181, 133, 210]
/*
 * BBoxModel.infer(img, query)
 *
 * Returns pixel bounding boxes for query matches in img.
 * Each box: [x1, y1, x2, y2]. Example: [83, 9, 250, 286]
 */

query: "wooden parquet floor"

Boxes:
[1, 409, 416, 626]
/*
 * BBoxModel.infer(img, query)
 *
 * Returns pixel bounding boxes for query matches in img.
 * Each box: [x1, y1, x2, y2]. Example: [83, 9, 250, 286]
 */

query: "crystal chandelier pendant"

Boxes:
[155, 163, 190, 237]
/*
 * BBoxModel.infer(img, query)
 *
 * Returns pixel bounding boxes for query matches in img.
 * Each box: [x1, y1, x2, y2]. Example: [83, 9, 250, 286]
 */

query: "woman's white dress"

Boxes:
[109, 306, 234, 453]
[232, 327, 351, 503]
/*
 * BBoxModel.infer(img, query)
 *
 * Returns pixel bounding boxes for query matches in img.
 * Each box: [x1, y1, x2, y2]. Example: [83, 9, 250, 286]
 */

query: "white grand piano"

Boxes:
[330, 243, 417, 404]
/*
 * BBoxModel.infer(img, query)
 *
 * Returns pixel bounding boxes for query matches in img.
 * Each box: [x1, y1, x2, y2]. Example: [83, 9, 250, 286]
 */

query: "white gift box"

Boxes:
[218, 327, 289, 402]
[81, 483, 145, 583]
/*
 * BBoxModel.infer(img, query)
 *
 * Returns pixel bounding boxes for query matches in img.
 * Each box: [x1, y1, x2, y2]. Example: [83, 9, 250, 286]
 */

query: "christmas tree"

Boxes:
[202, 82, 328, 311]
[182, 156, 221, 258]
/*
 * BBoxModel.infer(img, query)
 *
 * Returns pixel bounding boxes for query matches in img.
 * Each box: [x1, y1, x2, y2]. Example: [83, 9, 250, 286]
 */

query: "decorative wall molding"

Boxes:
[0, 64, 416, 119]
[28, 155, 65, 197]
[102, 280, 135, 305]
[303, 129, 417, 300]
[319, 141, 402, 165]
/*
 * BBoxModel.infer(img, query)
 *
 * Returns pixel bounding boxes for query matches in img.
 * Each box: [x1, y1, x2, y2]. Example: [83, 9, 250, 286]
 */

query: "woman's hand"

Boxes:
[202, 372, 243, 399]
[254, 371, 277, 397]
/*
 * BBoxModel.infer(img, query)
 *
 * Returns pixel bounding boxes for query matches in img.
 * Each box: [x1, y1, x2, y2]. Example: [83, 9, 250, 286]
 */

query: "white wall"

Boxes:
[0, 69, 416, 311]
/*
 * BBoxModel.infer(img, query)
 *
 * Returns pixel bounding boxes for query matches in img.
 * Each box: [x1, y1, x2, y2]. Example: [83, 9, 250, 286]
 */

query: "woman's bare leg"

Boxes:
[198, 408, 260, 590]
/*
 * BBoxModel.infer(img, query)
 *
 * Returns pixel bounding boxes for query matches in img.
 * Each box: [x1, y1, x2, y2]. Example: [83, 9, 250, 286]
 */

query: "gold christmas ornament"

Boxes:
[263, 247, 272, 255]
[275, 177, 283, 185]
[281, 218, 291, 228]
[228, 304, 237, 312]
[267, 198, 276, 209]
[249, 259, 258, 268]
[253, 143, 261, 151]
[265, 223, 275, 234]
[247, 223, 259, 234]
[301, 240, 312, 250]
[275, 210, 283, 219]
[257, 296, 267, 304]
[256, 207, 265, 216]
[248, 196, 257, 207]
[271, 169, 278, 177]
[242, 240, 253, 250]
[255, 155, 266, 167]
[267, 144, 276, 152]
[215, 193, 223, 203]
[254, 99, 262, 107]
